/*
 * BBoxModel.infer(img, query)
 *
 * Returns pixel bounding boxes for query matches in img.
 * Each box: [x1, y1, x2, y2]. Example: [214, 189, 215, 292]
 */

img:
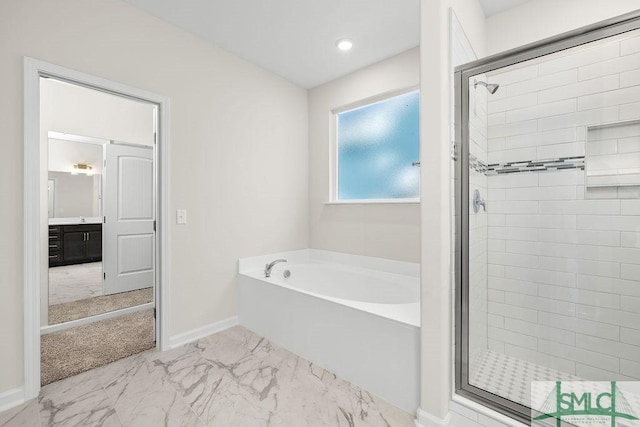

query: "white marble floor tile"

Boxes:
[0, 399, 40, 427]
[2, 325, 414, 426]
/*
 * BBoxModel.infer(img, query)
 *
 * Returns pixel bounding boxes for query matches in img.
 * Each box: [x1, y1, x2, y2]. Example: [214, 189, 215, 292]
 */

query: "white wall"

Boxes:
[308, 48, 421, 263]
[41, 78, 155, 146]
[486, 0, 640, 55]
[0, 0, 308, 396]
[484, 30, 640, 381]
[48, 138, 104, 174]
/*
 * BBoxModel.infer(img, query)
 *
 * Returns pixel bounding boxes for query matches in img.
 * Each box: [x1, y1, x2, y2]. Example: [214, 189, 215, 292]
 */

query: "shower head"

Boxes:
[474, 80, 500, 94]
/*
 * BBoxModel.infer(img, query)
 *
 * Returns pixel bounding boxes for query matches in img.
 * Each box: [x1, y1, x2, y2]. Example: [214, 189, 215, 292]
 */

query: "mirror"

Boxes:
[48, 137, 103, 220]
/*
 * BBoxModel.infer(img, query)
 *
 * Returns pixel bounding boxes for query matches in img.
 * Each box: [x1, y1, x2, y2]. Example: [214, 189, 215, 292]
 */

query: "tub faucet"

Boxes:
[264, 259, 287, 277]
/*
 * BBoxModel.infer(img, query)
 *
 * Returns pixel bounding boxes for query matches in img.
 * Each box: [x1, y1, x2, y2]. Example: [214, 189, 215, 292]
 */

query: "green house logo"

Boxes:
[533, 381, 639, 427]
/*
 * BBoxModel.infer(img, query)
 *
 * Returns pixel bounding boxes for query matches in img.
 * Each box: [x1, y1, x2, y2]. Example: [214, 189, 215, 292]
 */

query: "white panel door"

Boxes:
[104, 143, 155, 295]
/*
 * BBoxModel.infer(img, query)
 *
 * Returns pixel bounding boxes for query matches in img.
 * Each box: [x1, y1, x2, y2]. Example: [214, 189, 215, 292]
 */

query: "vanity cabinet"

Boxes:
[49, 224, 102, 267]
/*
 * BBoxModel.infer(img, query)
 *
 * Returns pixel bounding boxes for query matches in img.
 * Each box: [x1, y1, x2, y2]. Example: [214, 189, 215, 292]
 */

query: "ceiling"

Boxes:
[124, 0, 530, 89]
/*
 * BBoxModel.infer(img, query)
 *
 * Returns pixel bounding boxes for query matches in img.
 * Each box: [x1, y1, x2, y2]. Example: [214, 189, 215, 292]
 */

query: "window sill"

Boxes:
[324, 198, 420, 205]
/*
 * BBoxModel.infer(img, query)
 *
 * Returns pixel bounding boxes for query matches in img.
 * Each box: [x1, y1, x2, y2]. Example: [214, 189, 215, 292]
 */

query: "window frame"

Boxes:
[329, 86, 421, 204]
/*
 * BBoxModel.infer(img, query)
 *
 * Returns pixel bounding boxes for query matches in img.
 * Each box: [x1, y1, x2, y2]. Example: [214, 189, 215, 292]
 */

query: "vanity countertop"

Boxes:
[49, 217, 103, 226]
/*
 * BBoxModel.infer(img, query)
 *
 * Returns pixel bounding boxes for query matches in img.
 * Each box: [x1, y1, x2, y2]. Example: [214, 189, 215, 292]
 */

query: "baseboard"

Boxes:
[0, 387, 25, 413]
[169, 316, 239, 349]
[415, 408, 451, 427]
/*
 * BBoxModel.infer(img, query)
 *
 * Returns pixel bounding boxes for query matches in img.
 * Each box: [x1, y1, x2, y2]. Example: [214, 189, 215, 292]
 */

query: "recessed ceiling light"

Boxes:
[336, 39, 353, 51]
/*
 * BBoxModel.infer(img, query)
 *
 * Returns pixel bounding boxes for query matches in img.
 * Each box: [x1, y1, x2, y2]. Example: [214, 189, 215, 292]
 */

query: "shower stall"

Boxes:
[455, 11, 640, 423]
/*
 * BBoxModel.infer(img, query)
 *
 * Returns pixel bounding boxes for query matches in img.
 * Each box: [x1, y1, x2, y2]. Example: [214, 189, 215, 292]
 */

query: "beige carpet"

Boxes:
[41, 309, 155, 386]
[49, 287, 153, 325]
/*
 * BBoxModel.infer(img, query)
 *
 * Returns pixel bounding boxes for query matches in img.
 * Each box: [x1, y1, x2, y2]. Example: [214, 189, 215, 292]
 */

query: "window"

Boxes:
[335, 90, 420, 201]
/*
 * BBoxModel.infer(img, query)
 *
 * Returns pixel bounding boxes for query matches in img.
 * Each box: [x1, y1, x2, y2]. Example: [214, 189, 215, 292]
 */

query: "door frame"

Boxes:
[23, 57, 172, 399]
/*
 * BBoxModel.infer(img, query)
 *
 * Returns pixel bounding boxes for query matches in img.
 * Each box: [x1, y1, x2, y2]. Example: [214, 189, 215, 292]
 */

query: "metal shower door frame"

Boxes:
[454, 9, 640, 424]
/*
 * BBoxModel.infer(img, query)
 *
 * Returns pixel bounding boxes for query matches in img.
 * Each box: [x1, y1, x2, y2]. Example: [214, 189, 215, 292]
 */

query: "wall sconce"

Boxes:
[71, 163, 93, 176]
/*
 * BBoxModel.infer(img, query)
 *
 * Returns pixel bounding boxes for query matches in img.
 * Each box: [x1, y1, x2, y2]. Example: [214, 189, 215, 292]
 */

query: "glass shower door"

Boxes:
[456, 13, 640, 423]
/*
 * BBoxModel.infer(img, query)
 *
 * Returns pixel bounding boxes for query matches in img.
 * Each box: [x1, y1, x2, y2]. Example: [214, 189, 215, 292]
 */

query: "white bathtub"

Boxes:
[238, 249, 420, 413]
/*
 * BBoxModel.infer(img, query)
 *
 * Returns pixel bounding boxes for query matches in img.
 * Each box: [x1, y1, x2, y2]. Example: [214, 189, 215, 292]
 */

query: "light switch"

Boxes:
[176, 209, 187, 224]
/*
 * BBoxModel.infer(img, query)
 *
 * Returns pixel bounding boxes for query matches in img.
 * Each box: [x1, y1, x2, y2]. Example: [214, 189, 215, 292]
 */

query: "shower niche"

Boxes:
[585, 119, 640, 192]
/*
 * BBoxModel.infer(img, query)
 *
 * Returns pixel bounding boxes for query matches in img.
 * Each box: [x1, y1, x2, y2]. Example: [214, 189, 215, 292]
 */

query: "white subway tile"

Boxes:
[488, 119, 538, 139]
[584, 186, 619, 199]
[540, 339, 619, 372]
[538, 229, 620, 247]
[576, 334, 640, 362]
[507, 69, 578, 97]
[490, 200, 538, 214]
[538, 170, 584, 186]
[576, 363, 634, 381]
[537, 283, 577, 300]
[621, 36, 640, 56]
[478, 414, 516, 427]
[449, 401, 480, 423]
[488, 63, 538, 85]
[505, 266, 576, 287]
[505, 240, 539, 255]
[539, 43, 619, 76]
[488, 214, 505, 227]
[520, 214, 578, 229]
[577, 215, 640, 231]
[488, 326, 538, 349]
[538, 256, 620, 279]
[578, 274, 640, 298]
[579, 52, 640, 81]
[622, 200, 640, 215]
[489, 173, 538, 188]
[488, 239, 505, 252]
[621, 102, 640, 120]
[578, 85, 640, 111]
[488, 113, 505, 126]
[538, 106, 619, 132]
[621, 295, 640, 313]
[488, 147, 537, 165]
[621, 328, 640, 346]
[488, 314, 505, 328]
[538, 200, 620, 215]
[620, 359, 640, 379]
[621, 68, 640, 88]
[488, 226, 538, 241]
[505, 128, 577, 150]
[489, 251, 539, 268]
[487, 339, 505, 354]
[621, 232, 640, 248]
[588, 152, 640, 171]
[538, 74, 619, 104]
[506, 186, 576, 201]
[619, 186, 640, 198]
[505, 292, 575, 316]
[488, 301, 538, 323]
[505, 317, 576, 345]
[586, 139, 617, 155]
[577, 289, 621, 309]
[621, 264, 640, 281]
[577, 304, 640, 330]
[450, 413, 483, 427]
[488, 92, 538, 114]
[537, 141, 584, 159]
[488, 276, 538, 296]
[488, 264, 505, 277]
[504, 343, 576, 373]
[588, 120, 640, 141]
[506, 99, 577, 123]
[618, 136, 640, 154]
[488, 138, 506, 152]
[539, 312, 620, 340]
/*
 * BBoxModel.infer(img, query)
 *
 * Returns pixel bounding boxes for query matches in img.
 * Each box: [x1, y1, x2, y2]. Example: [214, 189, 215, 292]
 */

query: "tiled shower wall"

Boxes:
[483, 31, 640, 380]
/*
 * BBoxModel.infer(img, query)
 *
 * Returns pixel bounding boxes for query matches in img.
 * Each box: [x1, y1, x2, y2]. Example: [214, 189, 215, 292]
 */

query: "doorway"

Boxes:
[24, 58, 171, 400]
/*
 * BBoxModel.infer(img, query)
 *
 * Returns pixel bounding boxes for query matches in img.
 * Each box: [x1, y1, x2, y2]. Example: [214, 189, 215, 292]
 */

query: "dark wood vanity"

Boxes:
[49, 224, 102, 267]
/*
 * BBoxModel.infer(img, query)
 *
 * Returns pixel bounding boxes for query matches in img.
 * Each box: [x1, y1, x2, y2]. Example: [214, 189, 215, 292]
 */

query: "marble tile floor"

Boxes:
[0, 326, 414, 427]
[49, 262, 103, 305]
